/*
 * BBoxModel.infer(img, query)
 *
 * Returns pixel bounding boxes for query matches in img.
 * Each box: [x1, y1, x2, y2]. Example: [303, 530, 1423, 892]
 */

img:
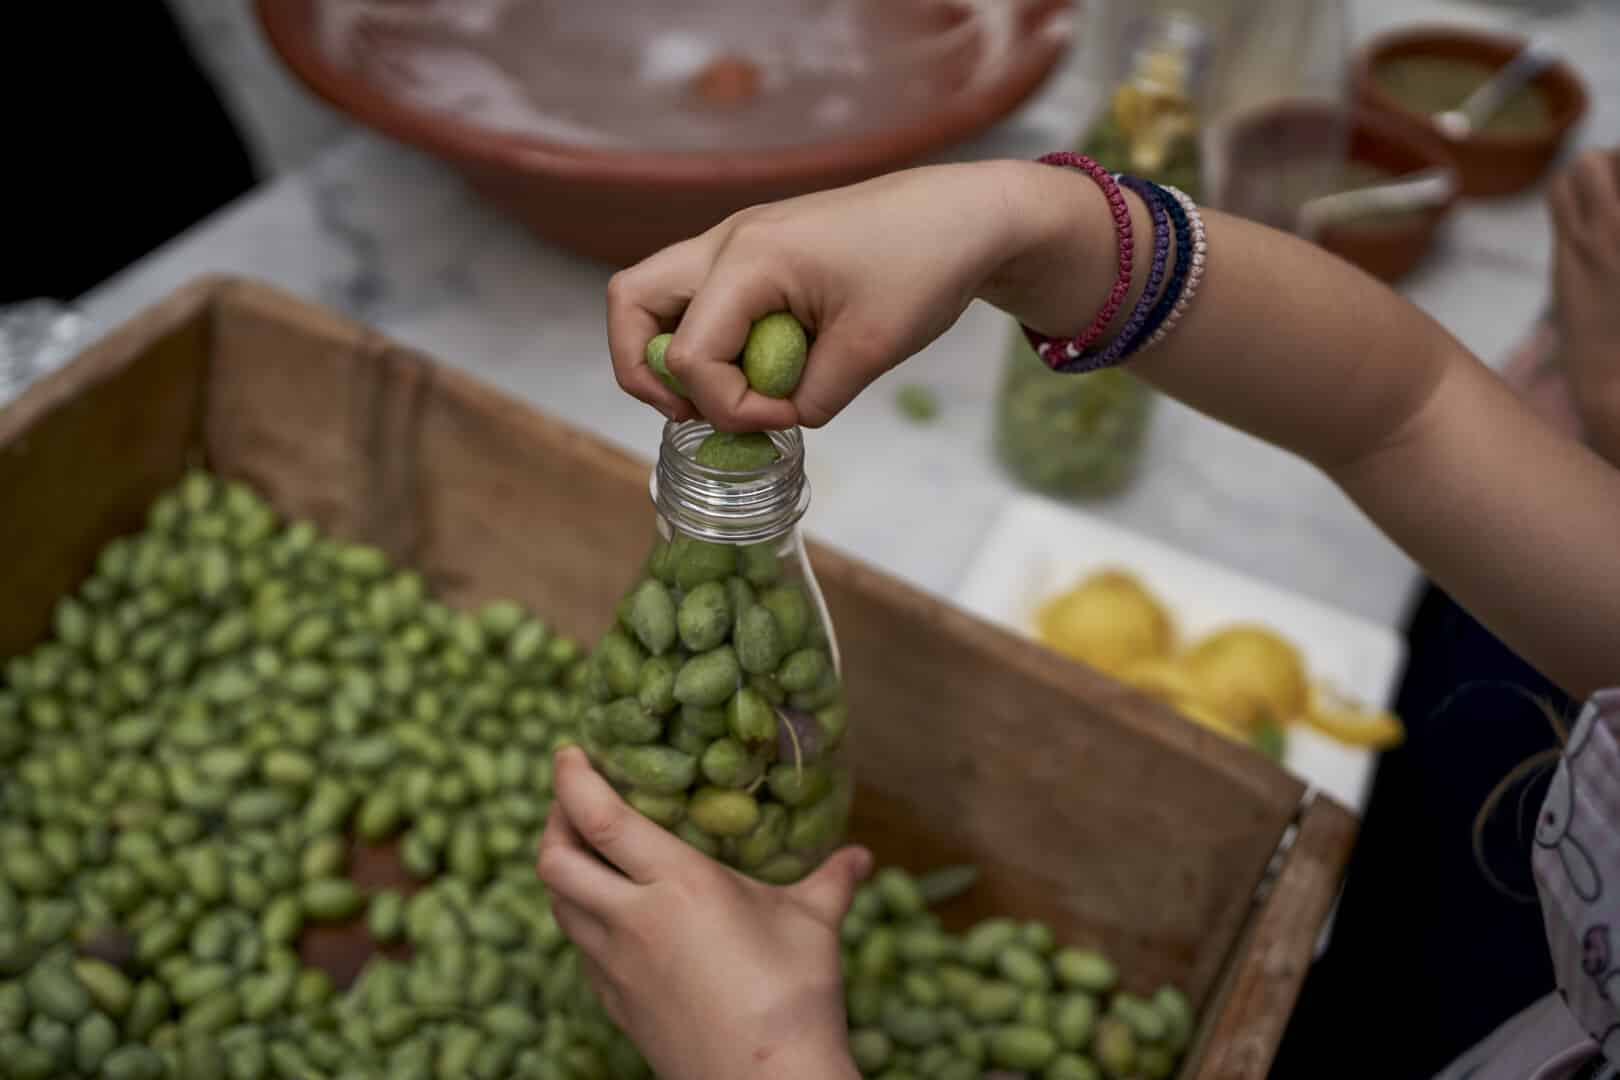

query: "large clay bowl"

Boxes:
[259, 0, 1073, 264]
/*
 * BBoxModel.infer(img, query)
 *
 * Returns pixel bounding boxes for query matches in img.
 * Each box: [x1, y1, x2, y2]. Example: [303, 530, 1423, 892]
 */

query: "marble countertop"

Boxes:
[79, 0, 1620, 630]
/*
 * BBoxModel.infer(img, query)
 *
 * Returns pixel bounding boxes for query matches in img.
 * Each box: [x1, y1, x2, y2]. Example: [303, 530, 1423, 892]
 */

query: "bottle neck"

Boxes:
[651, 422, 810, 544]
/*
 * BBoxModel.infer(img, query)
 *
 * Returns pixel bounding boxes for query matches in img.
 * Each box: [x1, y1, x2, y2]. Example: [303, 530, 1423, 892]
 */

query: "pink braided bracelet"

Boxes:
[1022, 152, 1134, 370]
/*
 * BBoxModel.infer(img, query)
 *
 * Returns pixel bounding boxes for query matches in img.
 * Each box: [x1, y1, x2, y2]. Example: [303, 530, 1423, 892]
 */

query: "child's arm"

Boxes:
[611, 160, 1620, 697]
[1023, 163, 1620, 700]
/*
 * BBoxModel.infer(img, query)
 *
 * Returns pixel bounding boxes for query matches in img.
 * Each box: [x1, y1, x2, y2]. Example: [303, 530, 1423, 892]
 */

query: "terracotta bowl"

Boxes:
[1223, 102, 1458, 283]
[1351, 25, 1587, 197]
[1322, 109, 1461, 283]
[258, 0, 1072, 266]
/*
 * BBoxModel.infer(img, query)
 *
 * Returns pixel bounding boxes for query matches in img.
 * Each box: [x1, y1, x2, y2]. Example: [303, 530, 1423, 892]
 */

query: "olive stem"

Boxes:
[777, 704, 807, 788]
[793, 529, 842, 681]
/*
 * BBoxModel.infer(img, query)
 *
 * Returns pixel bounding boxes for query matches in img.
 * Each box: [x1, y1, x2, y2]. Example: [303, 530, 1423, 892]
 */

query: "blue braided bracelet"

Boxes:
[1126, 178, 1193, 353]
[1051, 174, 1174, 373]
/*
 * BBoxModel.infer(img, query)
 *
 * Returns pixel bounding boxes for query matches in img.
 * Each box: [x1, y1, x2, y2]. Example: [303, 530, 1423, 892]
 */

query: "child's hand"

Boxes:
[536, 747, 870, 1080]
[1549, 147, 1620, 462]
[606, 162, 1044, 432]
[1550, 150, 1620, 390]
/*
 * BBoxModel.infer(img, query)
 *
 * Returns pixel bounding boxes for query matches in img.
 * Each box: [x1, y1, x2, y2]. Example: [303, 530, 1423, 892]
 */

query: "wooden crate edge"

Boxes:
[0, 275, 226, 446]
[1182, 793, 1359, 1079]
[806, 546, 1311, 821]
[1, 277, 1337, 1011]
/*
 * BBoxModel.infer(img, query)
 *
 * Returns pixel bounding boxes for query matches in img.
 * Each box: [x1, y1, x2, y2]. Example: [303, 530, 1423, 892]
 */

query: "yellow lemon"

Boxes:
[1118, 656, 1201, 705]
[1181, 625, 1309, 733]
[1302, 684, 1405, 750]
[1036, 570, 1174, 677]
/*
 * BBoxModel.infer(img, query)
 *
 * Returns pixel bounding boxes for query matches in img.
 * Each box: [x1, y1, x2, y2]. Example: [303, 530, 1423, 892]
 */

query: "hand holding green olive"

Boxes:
[605, 165, 1029, 432]
[537, 747, 871, 1080]
[634, 308, 811, 429]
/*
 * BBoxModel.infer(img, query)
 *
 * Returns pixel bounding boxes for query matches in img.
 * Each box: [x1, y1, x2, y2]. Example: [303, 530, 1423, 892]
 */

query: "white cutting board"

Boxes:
[953, 496, 1407, 816]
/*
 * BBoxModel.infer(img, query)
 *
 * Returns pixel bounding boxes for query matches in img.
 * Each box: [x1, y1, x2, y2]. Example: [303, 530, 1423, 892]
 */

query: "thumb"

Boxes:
[791, 846, 873, 926]
[787, 324, 895, 429]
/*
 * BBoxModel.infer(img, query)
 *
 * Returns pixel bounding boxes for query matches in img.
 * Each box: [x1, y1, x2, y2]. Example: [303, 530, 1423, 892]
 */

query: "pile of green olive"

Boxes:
[582, 522, 851, 884]
[0, 471, 1192, 1079]
[840, 867, 1193, 1080]
[0, 471, 636, 1079]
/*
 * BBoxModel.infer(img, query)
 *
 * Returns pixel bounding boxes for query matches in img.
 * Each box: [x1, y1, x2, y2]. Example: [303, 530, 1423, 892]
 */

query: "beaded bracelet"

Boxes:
[1055, 174, 1174, 373]
[1021, 152, 1134, 371]
[1141, 184, 1207, 353]
[1020, 162, 1210, 370]
[1126, 179, 1193, 353]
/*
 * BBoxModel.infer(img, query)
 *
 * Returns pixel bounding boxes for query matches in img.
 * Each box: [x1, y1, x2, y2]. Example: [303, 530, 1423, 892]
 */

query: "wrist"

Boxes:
[977, 158, 1153, 341]
[711, 1029, 857, 1080]
[762, 1035, 861, 1080]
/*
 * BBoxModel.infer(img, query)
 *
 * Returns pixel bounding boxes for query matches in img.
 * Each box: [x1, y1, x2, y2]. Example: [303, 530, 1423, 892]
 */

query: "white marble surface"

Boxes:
[82, 0, 1620, 630]
[165, 0, 353, 175]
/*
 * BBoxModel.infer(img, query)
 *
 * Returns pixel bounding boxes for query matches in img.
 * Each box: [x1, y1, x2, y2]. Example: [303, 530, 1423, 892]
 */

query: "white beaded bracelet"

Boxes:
[1142, 185, 1207, 352]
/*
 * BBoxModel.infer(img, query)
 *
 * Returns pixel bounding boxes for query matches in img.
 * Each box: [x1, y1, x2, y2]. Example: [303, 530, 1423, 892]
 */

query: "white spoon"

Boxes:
[1297, 166, 1458, 240]
[1434, 38, 1557, 139]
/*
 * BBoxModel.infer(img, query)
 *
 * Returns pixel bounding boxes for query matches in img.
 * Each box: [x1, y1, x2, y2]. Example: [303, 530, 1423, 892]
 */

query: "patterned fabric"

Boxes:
[1435, 692, 1620, 1079]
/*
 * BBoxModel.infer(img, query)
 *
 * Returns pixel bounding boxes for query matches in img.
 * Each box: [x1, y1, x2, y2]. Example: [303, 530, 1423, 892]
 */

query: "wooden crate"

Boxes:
[0, 278, 1356, 1078]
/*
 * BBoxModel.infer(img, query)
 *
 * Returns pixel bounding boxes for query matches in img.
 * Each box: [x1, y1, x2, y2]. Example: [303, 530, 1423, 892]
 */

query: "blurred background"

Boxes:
[5, 4, 1620, 1075]
[13, 0, 1610, 300]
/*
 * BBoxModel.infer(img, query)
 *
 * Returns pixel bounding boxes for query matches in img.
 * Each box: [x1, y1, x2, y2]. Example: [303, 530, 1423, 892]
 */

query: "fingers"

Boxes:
[551, 893, 609, 955]
[788, 321, 893, 429]
[1550, 163, 1578, 240]
[1573, 149, 1620, 259]
[552, 746, 684, 885]
[577, 953, 626, 1028]
[1550, 166, 1583, 304]
[1551, 150, 1620, 268]
[536, 786, 635, 910]
[607, 235, 716, 421]
[790, 845, 873, 927]
[610, 226, 811, 431]
[666, 252, 802, 432]
[611, 205, 898, 432]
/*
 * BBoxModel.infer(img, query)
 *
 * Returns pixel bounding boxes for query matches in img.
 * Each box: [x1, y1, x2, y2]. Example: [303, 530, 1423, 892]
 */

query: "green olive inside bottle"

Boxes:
[583, 422, 852, 882]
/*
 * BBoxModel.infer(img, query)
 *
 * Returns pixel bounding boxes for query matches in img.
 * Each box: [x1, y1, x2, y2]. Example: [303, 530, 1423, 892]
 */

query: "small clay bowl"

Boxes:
[257, 0, 1072, 266]
[1318, 109, 1460, 283]
[1221, 103, 1457, 283]
[1351, 25, 1587, 197]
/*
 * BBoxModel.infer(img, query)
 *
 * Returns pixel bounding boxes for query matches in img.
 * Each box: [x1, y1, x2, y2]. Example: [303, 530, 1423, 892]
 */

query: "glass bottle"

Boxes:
[1079, 9, 1213, 199]
[581, 421, 851, 885]
[992, 9, 1205, 503]
[994, 329, 1155, 499]
[1202, 0, 1351, 232]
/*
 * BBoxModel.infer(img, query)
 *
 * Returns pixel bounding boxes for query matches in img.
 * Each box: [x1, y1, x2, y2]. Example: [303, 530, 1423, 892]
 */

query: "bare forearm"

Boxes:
[980, 160, 1620, 695]
[1335, 359, 1620, 697]
[984, 160, 1448, 470]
